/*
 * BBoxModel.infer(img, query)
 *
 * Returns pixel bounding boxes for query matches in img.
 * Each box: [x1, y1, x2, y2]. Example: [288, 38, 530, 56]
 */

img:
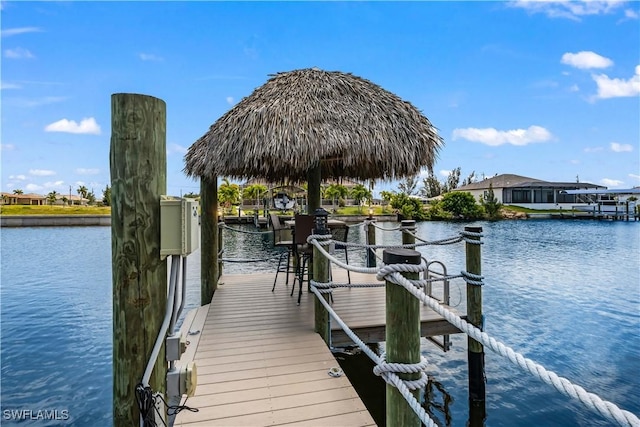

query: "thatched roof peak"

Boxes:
[184, 67, 443, 181]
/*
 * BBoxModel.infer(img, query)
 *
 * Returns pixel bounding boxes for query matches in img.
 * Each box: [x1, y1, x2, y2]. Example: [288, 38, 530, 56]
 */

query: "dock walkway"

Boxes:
[174, 269, 462, 426]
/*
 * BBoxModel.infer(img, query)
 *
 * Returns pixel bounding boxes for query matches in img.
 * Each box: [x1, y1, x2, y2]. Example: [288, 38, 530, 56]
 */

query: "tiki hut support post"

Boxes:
[384, 248, 421, 427]
[307, 164, 322, 212]
[465, 226, 486, 425]
[110, 93, 167, 425]
[200, 177, 218, 304]
[313, 208, 331, 344]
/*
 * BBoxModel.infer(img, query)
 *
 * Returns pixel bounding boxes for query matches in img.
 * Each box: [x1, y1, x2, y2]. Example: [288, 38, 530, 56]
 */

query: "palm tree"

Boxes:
[324, 184, 348, 213]
[350, 184, 372, 213]
[12, 189, 23, 195]
[77, 185, 88, 202]
[242, 184, 267, 210]
[218, 178, 241, 214]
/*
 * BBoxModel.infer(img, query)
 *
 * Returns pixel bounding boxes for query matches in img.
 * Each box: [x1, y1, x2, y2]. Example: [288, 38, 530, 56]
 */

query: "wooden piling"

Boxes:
[366, 219, 377, 267]
[307, 164, 321, 212]
[401, 219, 416, 246]
[218, 221, 224, 279]
[384, 248, 422, 427]
[313, 212, 331, 344]
[465, 226, 486, 423]
[110, 93, 167, 426]
[200, 178, 218, 304]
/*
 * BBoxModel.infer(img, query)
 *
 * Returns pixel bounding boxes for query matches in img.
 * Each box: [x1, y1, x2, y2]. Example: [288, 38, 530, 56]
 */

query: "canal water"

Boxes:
[1, 220, 638, 426]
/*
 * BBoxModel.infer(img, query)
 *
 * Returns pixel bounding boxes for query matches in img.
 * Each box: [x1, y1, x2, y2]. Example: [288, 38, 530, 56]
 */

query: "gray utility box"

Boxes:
[160, 196, 200, 258]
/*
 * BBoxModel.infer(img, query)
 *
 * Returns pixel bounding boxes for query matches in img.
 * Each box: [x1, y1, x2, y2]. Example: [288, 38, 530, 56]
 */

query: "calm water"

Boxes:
[1, 220, 638, 426]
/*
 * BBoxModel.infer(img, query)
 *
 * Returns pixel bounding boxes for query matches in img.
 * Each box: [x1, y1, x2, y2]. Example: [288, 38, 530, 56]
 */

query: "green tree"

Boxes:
[380, 190, 395, 213]
[77, 185, 88, 200]
[398, 175, 419, 195]
[12, 189, 23, 195]
[242, 184, 267, 208]
[390, 193, 427, 220]
[102, 185, 111, 206]
[61, 196, 69, 206]
[324, 183, 348, 212]
[420, 172, 442, 198]
[218, 178, 241, 214]
[350, 184, 372, 213]
[462, 171, 476, 187]
[443, 167, 461, 193]
[439, 191, 484, 219]
[47, 190, 59, 205]
[86, 191, 96, 206]
[182, 192, 199, 199]
[480, 183, 502, 219]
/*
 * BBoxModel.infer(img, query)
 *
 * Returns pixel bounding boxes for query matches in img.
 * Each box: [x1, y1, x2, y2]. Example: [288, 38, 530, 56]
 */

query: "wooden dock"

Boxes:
[174, 269, 463, 426]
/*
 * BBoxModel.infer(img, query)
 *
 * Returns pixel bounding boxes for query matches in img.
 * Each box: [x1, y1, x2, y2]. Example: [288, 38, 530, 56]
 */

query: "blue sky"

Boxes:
[1, 1, 639, 199]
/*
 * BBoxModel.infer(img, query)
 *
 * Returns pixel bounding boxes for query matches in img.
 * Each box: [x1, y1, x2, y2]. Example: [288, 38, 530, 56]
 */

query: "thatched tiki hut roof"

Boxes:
[184, 68, 443, 185]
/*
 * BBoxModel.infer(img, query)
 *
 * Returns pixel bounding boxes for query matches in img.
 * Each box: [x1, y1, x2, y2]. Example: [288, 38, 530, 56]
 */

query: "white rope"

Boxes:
[309, 282, 438, 427]
[378, 266, 640, 427]
[310, 230, 638, 426]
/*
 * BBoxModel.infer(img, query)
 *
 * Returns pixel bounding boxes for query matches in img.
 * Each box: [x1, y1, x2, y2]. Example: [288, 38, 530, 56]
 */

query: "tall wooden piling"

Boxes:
[465, 226, 486, 424]
[366, 219, 377, 267]
[313, 210, 331, 344]
[384, 248, 422, 427]
[200, 178, 218, 304]
[110, 93, 167, 426]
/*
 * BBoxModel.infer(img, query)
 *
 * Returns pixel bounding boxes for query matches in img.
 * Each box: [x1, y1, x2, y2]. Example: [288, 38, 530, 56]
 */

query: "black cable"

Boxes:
[135, 383, 160, 427]
[155, 393, 199, 417]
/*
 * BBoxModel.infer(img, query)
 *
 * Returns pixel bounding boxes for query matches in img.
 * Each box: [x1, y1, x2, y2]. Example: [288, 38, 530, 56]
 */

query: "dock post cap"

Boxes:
[383, 248, 421, 265]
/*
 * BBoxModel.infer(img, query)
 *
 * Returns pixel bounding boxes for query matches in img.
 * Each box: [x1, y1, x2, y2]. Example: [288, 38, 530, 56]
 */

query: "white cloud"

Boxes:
[510, 1, 626, 20]
[1, 81, 21, 89]
[76, 168, 100, 175]
[9, 174, 26, 180]
[570, 159, 580, 165]
[1, 27, 43, 37]
[569, 84, 580, 92]
[600, 178, 624, 187]
[139, 53, 163, 61]
[439, 169, 451, 178]
[610, 142, 633, 152]
[4, 47, 34, 59]
[44, 180, 65, 188]
[629, 173, 640, 181]
[584, 146, 604, 153]
[1, 143, 15, 151]
[29, 169, 55, 176]
[452, 125, 552, 146]
[44, 117, 101, 135]
[25, 183, 43, 192]
[624, 8, 639, 19]
[592, 65, 640, 99]
[561, 51, 613, 69]
[226, 96, 235, 105]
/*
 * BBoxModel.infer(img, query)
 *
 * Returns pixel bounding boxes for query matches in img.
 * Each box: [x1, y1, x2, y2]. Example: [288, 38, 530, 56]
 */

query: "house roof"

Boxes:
[455, 174, 543, 191]
[1, 192, 46, 199]
[455, 174, 605, 191]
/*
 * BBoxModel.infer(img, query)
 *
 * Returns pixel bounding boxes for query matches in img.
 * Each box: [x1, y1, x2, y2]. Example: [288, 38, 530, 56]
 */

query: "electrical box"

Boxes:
[160, 196, 200, 258]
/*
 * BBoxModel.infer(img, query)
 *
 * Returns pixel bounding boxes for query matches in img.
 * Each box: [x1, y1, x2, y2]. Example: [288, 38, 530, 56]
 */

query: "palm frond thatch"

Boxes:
[184, 68, 443, 182]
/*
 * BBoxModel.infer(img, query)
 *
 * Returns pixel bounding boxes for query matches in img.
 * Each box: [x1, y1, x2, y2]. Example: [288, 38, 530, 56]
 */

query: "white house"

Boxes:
[453, 174, 606, 210]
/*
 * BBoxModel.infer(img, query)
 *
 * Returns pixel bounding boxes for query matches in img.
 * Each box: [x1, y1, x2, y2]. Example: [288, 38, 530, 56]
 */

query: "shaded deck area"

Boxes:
[174, 269, 463, 426]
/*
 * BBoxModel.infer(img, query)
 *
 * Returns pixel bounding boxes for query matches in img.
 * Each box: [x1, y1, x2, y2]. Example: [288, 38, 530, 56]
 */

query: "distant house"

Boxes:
[453, 174, 606, 209]
[0, 192, 47, 206]
[55, 194, 88, 206]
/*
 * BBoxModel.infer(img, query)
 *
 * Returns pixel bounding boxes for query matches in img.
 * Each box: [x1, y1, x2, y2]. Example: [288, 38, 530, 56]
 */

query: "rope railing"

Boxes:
[219, 224, 273, 235]
[307, 231, 640, 427]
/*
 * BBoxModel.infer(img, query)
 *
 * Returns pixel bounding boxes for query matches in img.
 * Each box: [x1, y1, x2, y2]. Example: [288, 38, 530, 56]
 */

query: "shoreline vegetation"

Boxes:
[1, 204, 568, 218]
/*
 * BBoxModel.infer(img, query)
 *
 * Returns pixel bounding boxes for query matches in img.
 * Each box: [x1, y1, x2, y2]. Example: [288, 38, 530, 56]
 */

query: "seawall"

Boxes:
[0, 215, 111, 227]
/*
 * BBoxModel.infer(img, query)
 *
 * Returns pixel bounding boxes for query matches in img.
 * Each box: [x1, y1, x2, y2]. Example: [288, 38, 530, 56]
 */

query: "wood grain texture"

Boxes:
[200, 178, 218, 304]
[110, 93, 167, 426]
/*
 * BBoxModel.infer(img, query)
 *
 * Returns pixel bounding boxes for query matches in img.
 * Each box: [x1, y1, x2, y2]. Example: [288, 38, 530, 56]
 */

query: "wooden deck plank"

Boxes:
[174, 270, 464, 426]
